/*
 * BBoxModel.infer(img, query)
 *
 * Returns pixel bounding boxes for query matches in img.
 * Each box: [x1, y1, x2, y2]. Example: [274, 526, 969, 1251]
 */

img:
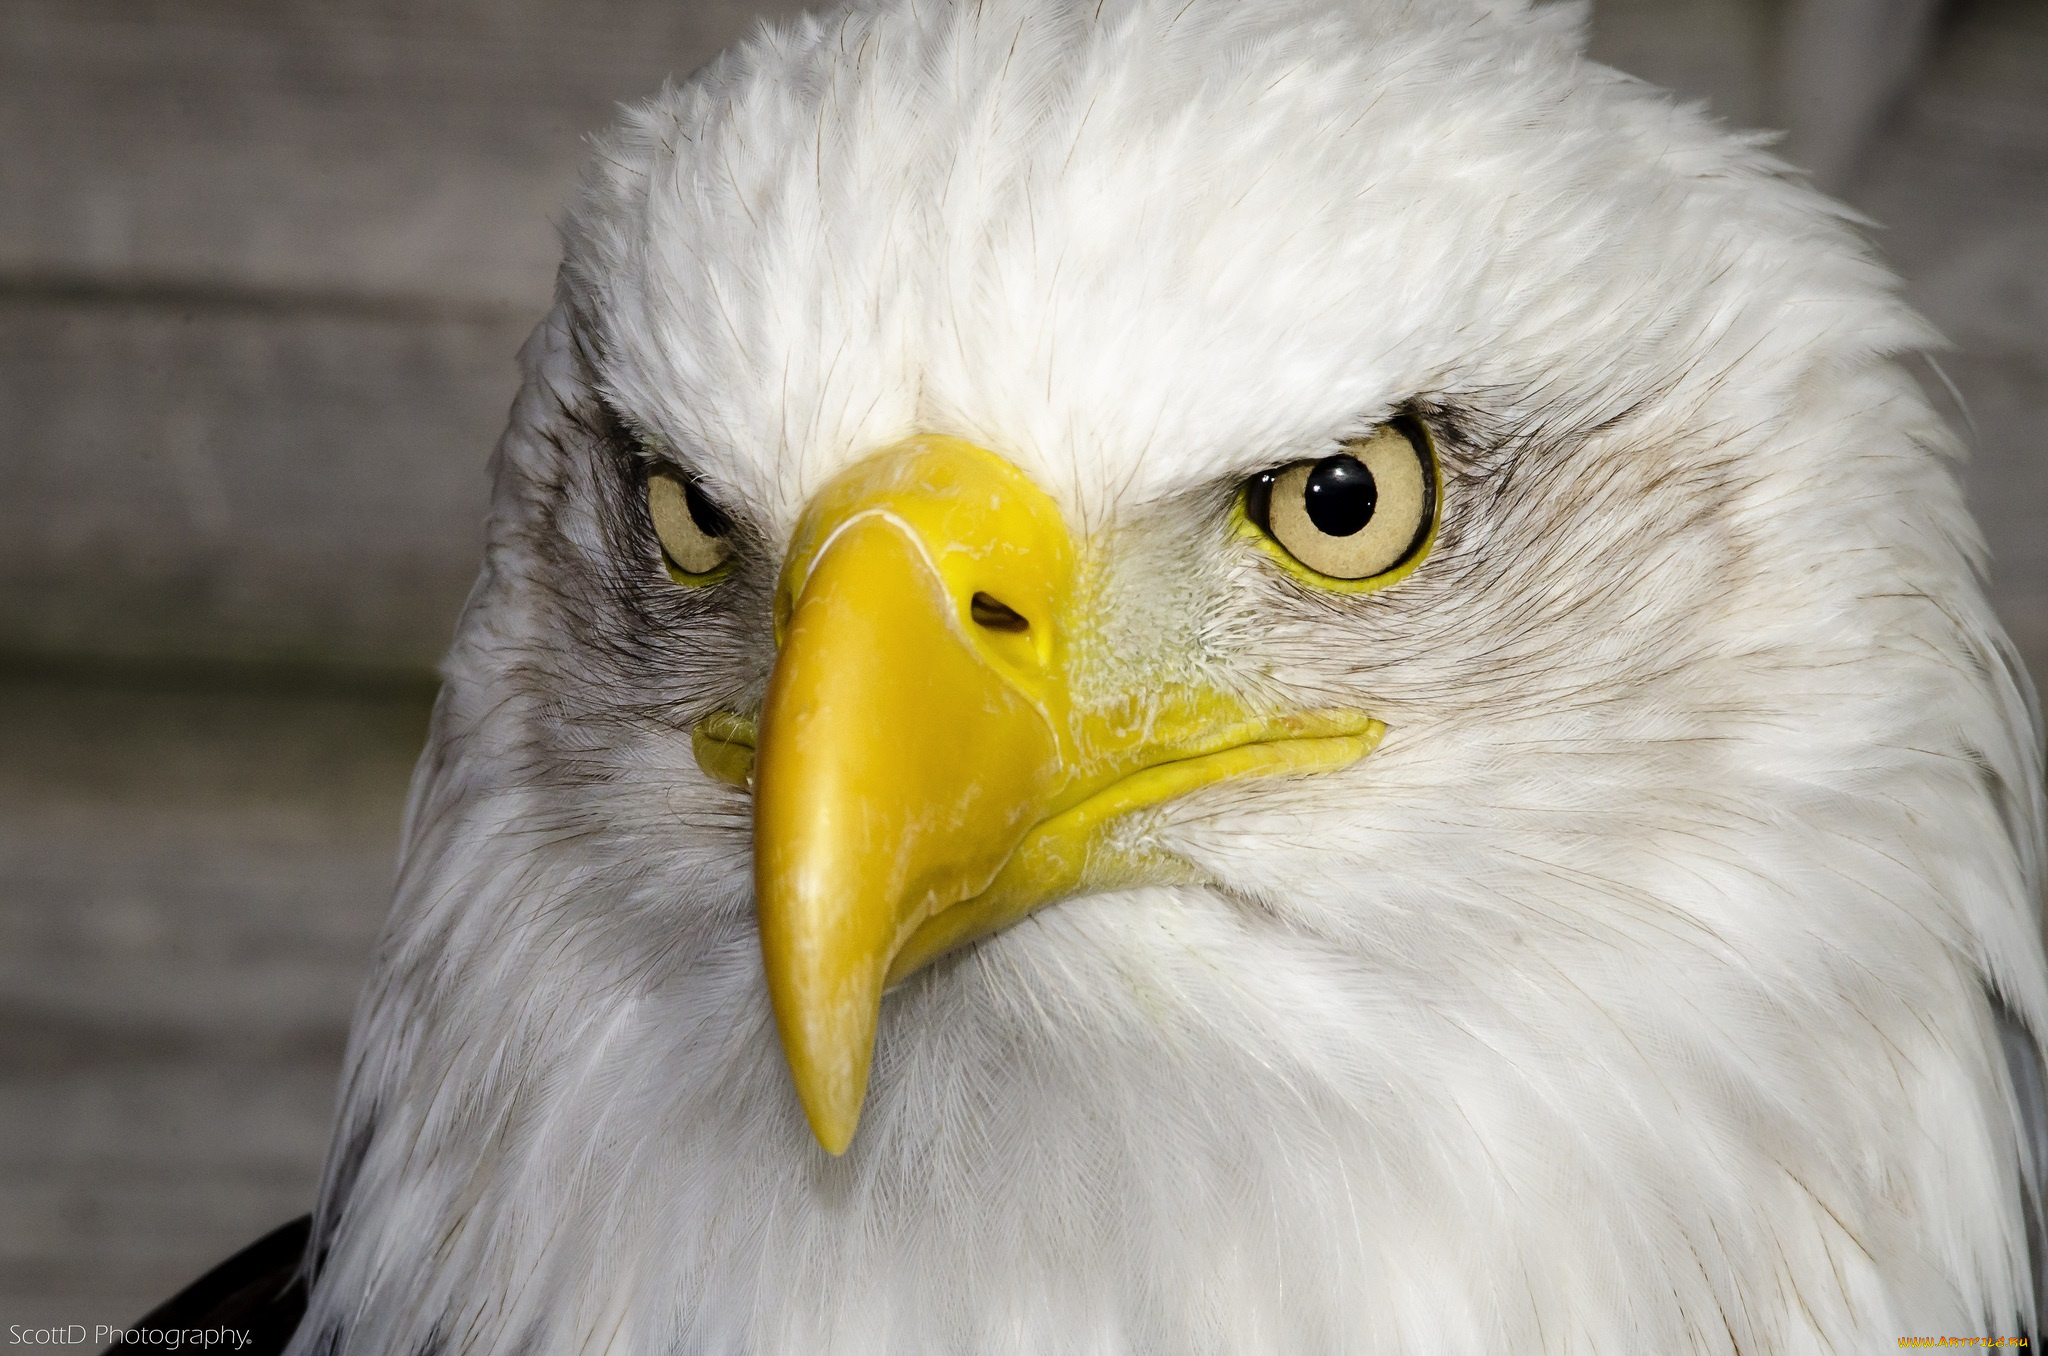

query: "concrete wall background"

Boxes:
[0, 0, 2041, 1344]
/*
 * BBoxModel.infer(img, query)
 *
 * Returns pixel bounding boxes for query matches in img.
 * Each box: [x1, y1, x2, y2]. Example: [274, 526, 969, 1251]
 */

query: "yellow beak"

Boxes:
[696, 436, 1381, 1154]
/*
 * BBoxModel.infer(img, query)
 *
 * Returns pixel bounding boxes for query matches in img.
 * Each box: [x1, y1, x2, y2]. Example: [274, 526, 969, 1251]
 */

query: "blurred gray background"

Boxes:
[0, 0, 2041, 1342]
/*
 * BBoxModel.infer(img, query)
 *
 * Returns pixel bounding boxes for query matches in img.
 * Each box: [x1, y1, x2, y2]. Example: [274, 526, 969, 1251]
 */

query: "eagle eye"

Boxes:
[648, 471, 736, 583]
[1240, 420, 1438, 590]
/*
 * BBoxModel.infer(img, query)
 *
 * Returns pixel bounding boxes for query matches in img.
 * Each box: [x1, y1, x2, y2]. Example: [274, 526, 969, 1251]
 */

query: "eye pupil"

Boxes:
[684, 479, 734, 538]
[1303, 454, 1377, 537]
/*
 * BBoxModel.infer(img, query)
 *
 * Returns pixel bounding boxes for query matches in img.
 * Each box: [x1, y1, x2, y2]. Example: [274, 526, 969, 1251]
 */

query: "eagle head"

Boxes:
[294, 0, 2048, 1350]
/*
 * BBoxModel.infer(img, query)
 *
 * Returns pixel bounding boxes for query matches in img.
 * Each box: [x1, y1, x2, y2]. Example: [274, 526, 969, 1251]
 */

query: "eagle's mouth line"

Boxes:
[1025, 725, 1385, 844]
[690, 710, 1382, 826]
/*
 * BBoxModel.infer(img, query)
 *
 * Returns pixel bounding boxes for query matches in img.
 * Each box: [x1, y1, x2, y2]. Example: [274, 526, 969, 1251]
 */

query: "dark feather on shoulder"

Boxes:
[106, 1217, 310, 1356]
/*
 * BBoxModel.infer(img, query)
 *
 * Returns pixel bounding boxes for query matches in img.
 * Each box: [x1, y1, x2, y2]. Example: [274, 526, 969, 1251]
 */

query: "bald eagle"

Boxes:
[125, 0, 2048, 1350]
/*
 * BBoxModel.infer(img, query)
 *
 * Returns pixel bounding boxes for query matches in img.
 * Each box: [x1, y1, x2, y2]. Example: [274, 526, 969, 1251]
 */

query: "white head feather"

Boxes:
[292, 0, 2048, 1351]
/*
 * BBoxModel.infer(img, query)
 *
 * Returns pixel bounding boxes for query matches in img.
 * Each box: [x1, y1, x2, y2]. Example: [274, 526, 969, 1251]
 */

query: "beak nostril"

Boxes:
[970, 592, 1030, 633]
